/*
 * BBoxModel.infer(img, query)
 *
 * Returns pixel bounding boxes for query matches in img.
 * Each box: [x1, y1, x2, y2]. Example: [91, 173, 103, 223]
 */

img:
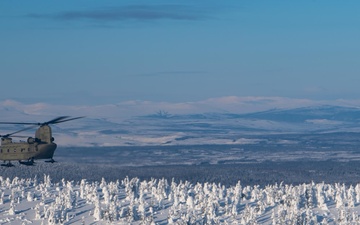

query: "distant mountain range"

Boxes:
[1, 100, 360, 146]
[54, 105, 360, 146]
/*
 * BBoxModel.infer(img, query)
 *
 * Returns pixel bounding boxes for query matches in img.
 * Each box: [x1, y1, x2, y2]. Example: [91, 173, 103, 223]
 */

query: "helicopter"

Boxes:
[0, 116, 83, 167]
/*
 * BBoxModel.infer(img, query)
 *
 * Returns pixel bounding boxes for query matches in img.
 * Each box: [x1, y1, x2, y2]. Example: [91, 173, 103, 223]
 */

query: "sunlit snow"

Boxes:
[1, 176, 360, 224]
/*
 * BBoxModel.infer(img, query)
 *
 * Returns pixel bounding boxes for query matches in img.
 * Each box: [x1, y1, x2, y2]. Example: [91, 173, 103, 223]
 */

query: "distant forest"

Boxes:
[1, 160, 360, 187]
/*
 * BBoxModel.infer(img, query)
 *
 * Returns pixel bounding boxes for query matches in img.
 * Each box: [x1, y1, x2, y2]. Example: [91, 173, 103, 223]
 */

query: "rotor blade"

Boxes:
[6, 135, 30, 138]
[6, 125, 37, 136]
[43, 116, 70, 125]
[0, 116, 84, 128]
[0, 125, 37, 138]
[51, 116, 85, 124]
[0, 122, 40, 125]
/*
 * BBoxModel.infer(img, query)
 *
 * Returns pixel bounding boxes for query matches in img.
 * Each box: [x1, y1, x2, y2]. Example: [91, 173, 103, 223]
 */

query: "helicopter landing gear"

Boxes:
[45, 158, 56, 163]
[1, 161, 14, 167]
[19, 158, 35, 166]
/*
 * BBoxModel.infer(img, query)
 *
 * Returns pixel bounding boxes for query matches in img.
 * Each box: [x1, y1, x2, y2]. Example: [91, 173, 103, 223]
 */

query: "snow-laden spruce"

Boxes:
[0, 176, 360, 224]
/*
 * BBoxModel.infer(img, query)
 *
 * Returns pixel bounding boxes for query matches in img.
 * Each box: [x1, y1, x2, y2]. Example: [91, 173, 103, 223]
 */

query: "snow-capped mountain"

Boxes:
[1, 99, 360, 146]
[58, 105, 360, 146]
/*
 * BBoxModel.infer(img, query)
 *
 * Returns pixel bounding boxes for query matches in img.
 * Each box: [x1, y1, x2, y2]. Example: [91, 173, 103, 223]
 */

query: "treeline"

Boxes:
[1, 160, 360, 187]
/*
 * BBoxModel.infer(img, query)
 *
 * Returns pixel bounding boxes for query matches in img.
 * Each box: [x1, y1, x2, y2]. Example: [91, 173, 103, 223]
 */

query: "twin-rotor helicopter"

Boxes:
[0, 116, 83, 167]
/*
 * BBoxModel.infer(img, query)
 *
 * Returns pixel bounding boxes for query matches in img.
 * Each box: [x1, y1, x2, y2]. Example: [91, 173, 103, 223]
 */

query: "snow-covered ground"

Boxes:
[2, 100, 360, 223]
[1, 175, 360, 224]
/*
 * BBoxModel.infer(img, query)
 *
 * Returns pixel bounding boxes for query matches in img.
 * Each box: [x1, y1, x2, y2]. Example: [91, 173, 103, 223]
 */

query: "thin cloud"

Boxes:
[27, 5, 211, 22]
[136, 70, 208, 77]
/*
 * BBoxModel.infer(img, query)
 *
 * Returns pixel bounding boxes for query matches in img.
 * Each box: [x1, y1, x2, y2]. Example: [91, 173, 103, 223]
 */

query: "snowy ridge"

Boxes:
[1, 175, 360, 224]
[31, 105, 360, 147]
[2, 99, 360, 146]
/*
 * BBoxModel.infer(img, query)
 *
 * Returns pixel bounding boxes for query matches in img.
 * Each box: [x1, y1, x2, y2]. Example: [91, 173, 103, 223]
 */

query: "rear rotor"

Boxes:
[0, 116, 84, 138]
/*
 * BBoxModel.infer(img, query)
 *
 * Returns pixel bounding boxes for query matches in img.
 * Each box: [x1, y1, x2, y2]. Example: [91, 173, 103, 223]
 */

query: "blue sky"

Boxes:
[1, 0, 359, 105]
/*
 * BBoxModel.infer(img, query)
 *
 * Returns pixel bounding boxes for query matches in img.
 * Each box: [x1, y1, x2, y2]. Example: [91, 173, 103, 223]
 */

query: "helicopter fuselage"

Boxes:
[0, 116, 83, 166]
[0, 138, 57, 161]
[0, 124, 57, 163]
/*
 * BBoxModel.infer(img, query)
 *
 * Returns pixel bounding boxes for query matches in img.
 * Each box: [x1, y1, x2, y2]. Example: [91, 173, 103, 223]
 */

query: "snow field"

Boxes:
[0, 176, 360, 224]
